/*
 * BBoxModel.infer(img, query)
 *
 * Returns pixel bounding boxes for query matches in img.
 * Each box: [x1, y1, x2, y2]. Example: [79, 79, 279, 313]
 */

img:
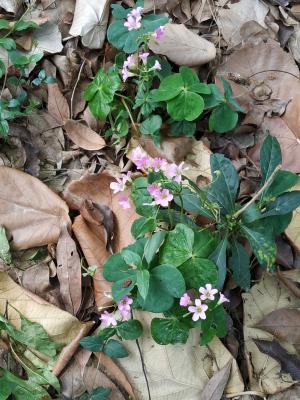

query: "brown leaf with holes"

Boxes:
[56, 224, 82, 315]
[64, 119, 106, 151]
[0, 166, 70, 250]
[48, 83, 70, 124]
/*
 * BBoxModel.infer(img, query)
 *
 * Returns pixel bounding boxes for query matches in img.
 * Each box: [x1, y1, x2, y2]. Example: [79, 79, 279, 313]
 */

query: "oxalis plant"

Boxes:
[84, 3, 243, 145]
[80, 134, 300, 356]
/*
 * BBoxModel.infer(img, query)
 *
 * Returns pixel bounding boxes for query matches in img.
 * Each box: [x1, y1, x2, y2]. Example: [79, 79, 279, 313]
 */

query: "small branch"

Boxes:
[233, 164, 281, 219]
[120, 97, 139, 136]
[70, 59, 86, 119]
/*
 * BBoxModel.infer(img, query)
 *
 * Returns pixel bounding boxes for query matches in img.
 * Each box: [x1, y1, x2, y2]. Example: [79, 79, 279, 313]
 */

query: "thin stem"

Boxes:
[120, 97, 139, 136]
[233, 164, 281, 219]
[135, 335, 151, 400]
[70, 59, 85, 118]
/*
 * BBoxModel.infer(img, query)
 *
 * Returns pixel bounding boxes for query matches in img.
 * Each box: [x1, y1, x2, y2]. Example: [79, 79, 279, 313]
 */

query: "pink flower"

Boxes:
[110, 177, 126, 194]
[152, 60, 161, 71]
[128, 6, 143, 18]
[218, 293, 230, 305]
[100, 311, 117, 327]
[120, 309, 131, 321]
[118, 195, 131, 209]
[121, 67, 133, 82]
[147, 183, 161, 197]
[139, 52, 149, 63]
[124, 55, 135, 69]
[131, 146, 146, 163]
[188, 299, 208, 321]
[153, 26, 165, 40]
[124, 15, 142, 31]
[118, 295, 133, 311]
[199, 284, 218, 301]
[180, 293, 191, 307]
[154, 188, 173, 207]
[152, 157, 167, 172]
[165, 162, 188, 183]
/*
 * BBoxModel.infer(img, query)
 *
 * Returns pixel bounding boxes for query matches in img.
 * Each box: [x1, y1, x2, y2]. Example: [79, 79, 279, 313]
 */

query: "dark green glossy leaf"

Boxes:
[136, 269, 150, 300]
[167, 91, 204, 121]
[103, 253, 135, 281]
[151, 318, 189, 345]
[230, 240, 250, 290]
[261, 171, 299, 203]
[111, 4, 129, 19]
[179, 258, 217, 289]
[140, 115, 162, 135]
[117, 319, 143, 340]
[222, 78, 244, 112]
[80, 387, 112, 400]
[131, 217, 157, 239]
[0, 38, 15, 50]
[203, 84, 224, 109]
[169, 120, 196, 137]
[151, 264, 186, 297]
[103, 339, 129, 358]
[80, 336, 103, 352]
[151, 74, 183, 101]
[262, 191, 300, 217]
[209, 103, 238, 133]
[144, 231, 166, 264]
[112, 277, 136, 302]
[209, 237, 228, 289]
[260, 134, 282, 186]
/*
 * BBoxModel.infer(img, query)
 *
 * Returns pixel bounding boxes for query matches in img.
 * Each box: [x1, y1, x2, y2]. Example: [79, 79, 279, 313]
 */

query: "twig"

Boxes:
[233, 164, 281, 219]
[120, 97, 139, 136]
[70, 59, 86, 119]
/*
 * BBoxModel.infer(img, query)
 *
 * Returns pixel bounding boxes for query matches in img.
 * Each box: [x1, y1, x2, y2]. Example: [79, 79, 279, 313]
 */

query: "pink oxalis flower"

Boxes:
[147, 183, 161, 197]
[153, 26, 165, 40]
[180, 293, 191, 307]
[118, 295, 133, 311]
[154, 188, 173, 207]
[188, 299, 208, 321]
[151, 60, 161, 71]
[100, 311, 117, 327]
[152, 157, 167, 172]
[120, 309, 131, 321]
[165, 162, 188, 183]
[139, 52, 149, 63]
[118, 195, 131, 209]
[199, 284, 218, 301]
[128, 6, 143, 18]
[218, 293, 230, 304]
[124, 14, 142, 31]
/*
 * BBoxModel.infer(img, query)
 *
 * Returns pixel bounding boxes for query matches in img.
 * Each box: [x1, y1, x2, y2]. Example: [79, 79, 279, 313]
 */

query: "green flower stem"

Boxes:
[120, 97, 139, 137]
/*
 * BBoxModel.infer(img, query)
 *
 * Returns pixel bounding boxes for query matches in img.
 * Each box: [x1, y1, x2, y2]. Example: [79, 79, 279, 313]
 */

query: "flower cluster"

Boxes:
[180, 284, 229, 322]
[121, 53, 161, 82]
[109, 172, 132, 209]
[124, 7, 143, 31]
[100, 295, 133, 327]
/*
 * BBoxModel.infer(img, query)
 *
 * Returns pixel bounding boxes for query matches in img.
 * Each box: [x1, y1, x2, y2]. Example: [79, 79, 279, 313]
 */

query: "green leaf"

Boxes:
[261, 171, 299, 204]
[103, 253, 135, 281]
[167, 91, 204, 121]
[80, 387, 112, 400]
[142, 14, 168, 32]
[230, 240, 250, 290]
[209, 237, 228, 289]
[201, 306, 227, 345]
[261, 191, 300, 218]
[139, 275, 174, 312]
[151, 318, 189, 345]
[89, 99, 111, 120]
[0, 38, 16, 50]
[174, 188, 214, 219]
[140, 115, 162, 135]
[179, 66, 208, 92]
[121, 249, 142, 269]
[151, 264, 186, 297]
[111, 4, 129, 19]
[144, 231, 166, 264]
[0, 120, 9, 137]
[103, 339, 129, 358]
[160, 224, 194, 266]
[8, 50, 31, 66]
[0, 19, 9, 29]
[136, 270, 150, 300]
[13, 20, 38, 31]
[209, 103, 238, 133]
[169, 120, 196, 137]
[0, 225, 11, 264]
[222, 78, 244, 112]
[179, 258, 217, 289]
[131, 177, 156, 217]
[131, 217, 157, 239]
[117, 319, 143, 340]
[112, 278, 136, 302]
[80, 336, 104, 352]
[107, 21, 140, 53]
[0, 60, 6, 79]
[151, 74, 183, 101]
[203, 84, 224, 109]
[260, 134, 282, 186]
[207, 154, 239, 215]
[263, 213, 293, 236]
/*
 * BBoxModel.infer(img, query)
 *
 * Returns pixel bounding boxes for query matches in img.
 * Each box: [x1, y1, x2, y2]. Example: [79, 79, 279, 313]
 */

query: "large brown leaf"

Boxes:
[0, 166, 70, 250]
[64, 119, 106, 151]
[48, 83, 70, 125]
[56, 224, 82, 315]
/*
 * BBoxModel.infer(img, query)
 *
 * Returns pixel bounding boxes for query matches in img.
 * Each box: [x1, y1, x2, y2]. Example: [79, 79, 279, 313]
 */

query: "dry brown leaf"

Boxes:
[243, 274, 300, 395]
[201, 360, 232, 400]
[277, 269, 300, 299]
[0, 166, 70, 250]
[269, 384, 300, 400]
[117, 312, 244, 399]
[73, 216, 112, 309]
[149, 23, 216, 66]
[64, 119, 106, 151]
[21, 263, 52, 294]
[285, 182, 300, 251]
[0, 271, 91, 345]
[48, 83, 70, 125]
[69, 0, 111, 49]
[64, 171, 138, 251]
[56, 224, 82, 315]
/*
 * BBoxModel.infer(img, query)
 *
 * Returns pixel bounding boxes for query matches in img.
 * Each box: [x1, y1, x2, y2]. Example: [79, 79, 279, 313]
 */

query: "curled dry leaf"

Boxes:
[243, 274, 300, 395]
[73, 216, 112, 309]
[0, 166, 70, 250]
[31, 22, 63, 54]
[47, 83, 70, 125]
[64, 119, 106, 151]
[149, 23, 216, 66]
[69, 0, 111, 49]
[117, 312, 244, 399]
[56, 224, 82, 315]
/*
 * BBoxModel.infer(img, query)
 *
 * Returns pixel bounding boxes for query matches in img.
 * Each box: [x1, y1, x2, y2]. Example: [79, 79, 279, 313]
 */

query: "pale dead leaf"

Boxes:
[269, 384, 300, 400]
[285, 182, 300, 252]
[0, 271, 91, 345]
[31, 22, 63, 54]
[117, 312, 244, 399]
[149, 23, 216, 66]
[243, 274, 300, 395]
[48, 83, 70, 125]
[201, 360, 232, 400]
[0, 166, 70, 250]
[22, 263, 52, 294]
[73, 215, 112, 309]
[56, 224, 82, 315]
[216, 0, 269, 47]
[0, 0, 21, 12]
[64, 171, 138, 251]
[69, 0, 111, 49]
[64, 119, 106, 151]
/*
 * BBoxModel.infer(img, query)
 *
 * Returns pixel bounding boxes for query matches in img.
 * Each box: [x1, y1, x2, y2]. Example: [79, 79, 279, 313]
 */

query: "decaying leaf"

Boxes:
[277, 268, 300, 299]
[254, 339, 300, 380]
[285, 182, 300, 252]
[268, 384, 300, 400]
[0, 225, 11, 265]
[0, 167, 70, 250]
[31, 22, 63, 54]
[117, 312, 244, 399]
[47, 83, 70, 125]
[201, 360, 232, 400]
[69, 0, 111, 49]
[243, 274, 300, 395]
[149, 23, 216, 66]
[0, 0, 21, 13]
[56, 224, 82, 315]
[64, 119, 106, 151]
